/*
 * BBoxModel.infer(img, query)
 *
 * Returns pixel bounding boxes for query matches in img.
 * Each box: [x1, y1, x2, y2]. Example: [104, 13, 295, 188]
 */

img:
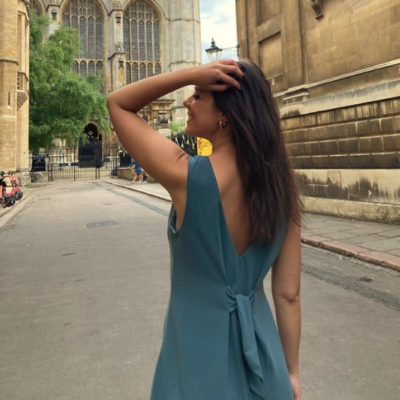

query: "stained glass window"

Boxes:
[140, 63, 146, 80]
[96, 17, 102, 60]
[139, 20, 145, 61]
[97, 61, 103, 76]
[154, 20, 160, 62]
[63, 0, 104, 84]
[146, 20, 152, 61]
[131, 20, 138, 60]
[80, 61, 87, 77]
[133, 63, 138, 82]
[80, 17, 86, 58]
[88, 61, 95, 75]
[124, 17, 130, 54]
[88, 17, 94, 58]
[124, 0, 161, 83]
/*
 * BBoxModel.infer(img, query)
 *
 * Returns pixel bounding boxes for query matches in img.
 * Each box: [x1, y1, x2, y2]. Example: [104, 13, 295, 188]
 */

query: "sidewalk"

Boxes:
[106, 178, 400, 272]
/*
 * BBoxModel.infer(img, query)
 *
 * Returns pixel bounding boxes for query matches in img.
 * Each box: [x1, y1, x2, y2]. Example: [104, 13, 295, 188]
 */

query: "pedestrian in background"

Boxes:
[129, 159, 143, 183]
[107, 59, 302, 400]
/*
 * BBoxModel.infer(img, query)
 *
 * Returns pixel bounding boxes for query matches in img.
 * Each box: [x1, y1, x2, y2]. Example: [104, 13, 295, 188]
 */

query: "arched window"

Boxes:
[32, 0, 43, 16]
[124, 0, 161, 83]
[63, 0, 104, 79]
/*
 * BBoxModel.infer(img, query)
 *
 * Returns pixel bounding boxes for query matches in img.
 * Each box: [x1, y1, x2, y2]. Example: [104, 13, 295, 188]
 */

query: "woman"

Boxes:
[107, 60, 302, 400]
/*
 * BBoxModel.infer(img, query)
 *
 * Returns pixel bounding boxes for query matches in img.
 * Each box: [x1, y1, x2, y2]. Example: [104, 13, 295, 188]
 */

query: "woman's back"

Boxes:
[150, 155, 293, 400]
[209, 152, 251, 257]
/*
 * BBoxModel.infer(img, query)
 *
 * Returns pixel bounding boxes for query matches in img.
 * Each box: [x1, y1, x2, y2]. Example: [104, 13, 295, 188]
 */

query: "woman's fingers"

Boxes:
[220, 64, 244, 79]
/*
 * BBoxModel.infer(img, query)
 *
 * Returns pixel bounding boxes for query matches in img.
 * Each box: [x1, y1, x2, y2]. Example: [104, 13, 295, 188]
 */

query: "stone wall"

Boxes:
[236, 0, 400, 222]
[0, 0, 29, 180]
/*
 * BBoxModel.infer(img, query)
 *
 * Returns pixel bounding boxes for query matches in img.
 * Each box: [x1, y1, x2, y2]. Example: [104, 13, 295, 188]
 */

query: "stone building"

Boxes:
[0, 0, 201, 177]
[236, 0, 400, 222]
[33, 0, 201, 126]
[0, 0, 30, 177]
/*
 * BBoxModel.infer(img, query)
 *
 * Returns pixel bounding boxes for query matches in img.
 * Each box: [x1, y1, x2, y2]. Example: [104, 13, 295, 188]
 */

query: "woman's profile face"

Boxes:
[183, 88, 223, 138]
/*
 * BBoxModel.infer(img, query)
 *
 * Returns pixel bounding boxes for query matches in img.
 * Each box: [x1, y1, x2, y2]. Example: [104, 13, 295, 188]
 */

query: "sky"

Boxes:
[200, 0, 238, 64]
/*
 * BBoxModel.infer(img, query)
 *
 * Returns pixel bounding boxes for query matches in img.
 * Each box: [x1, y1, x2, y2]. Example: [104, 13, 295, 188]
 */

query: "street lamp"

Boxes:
[205, 38, 223, 61]
[205, 38, 239, 62]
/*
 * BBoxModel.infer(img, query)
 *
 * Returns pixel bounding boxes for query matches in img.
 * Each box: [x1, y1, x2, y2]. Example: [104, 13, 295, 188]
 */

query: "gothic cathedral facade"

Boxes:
[0, 0, 201, 175]
[34, 0, 202, 124]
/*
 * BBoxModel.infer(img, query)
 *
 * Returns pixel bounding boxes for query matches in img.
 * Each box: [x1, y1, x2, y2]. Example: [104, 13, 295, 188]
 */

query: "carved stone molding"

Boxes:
[311, 0, 324, 19]
[112, 1, 122, 10]
[17, 91, 28, 109]
[115, 42, 124, 53]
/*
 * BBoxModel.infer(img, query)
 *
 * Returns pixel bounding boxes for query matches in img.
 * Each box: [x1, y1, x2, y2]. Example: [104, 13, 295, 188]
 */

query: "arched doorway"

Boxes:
[79, 123, 102, 168]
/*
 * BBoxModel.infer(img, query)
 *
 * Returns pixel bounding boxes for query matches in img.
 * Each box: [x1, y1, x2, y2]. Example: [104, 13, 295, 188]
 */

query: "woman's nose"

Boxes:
[183, 97, 191, 109]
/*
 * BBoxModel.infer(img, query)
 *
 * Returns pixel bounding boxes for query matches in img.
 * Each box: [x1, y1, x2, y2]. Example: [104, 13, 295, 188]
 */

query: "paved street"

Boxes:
[1, 180, 399, 400]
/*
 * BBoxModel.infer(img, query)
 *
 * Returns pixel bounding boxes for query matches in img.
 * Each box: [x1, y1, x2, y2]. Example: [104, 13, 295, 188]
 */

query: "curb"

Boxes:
[106, 179, 400, 273]
[104, 180, 171, 202]
[302, 235, 400, 273]
[0, 194, 34, 230]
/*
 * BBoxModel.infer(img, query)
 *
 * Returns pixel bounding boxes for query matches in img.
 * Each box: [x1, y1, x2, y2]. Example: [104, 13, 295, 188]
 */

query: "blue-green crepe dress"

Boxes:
[150, 156, 294, 400]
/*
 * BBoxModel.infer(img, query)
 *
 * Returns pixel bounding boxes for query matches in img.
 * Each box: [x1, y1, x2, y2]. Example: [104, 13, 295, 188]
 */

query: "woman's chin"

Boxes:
[184, 126, 197, 137]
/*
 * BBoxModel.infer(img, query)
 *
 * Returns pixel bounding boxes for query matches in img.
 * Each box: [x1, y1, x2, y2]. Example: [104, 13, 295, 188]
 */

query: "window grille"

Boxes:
[124, 0, 161, 83]
[63, 0, 104, 80]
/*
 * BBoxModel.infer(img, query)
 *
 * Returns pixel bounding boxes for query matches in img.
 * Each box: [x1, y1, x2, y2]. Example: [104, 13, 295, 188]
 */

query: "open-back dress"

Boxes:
[150, 155, 294, 400]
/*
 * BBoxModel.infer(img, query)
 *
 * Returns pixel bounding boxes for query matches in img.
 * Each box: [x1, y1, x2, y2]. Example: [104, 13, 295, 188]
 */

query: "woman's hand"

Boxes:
[289, 373, 301, 400]
[189, 60, 243, 91]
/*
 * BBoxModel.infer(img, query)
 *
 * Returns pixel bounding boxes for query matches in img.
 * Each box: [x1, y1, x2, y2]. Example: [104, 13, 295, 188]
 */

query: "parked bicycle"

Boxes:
[29, 171, 44, 183]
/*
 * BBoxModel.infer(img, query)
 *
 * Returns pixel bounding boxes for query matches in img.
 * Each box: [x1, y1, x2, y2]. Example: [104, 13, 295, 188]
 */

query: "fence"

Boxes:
[30, 144, 127, 181]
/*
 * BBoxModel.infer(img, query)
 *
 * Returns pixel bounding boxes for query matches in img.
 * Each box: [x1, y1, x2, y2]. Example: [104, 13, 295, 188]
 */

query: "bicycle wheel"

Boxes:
[32, 172, 43, 183]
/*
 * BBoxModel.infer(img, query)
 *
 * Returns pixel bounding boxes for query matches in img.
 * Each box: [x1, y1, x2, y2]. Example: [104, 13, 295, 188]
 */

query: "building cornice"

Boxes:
[0, 57, 19, 65]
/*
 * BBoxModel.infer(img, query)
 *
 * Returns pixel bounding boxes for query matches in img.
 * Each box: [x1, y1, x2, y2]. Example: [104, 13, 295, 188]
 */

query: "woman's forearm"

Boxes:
[107, 68, 194, 112]
[274, 299, 301, 376]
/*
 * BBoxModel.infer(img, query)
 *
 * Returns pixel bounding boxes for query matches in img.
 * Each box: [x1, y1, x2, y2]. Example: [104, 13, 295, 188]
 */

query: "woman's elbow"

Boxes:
[273, 288, 301, 305]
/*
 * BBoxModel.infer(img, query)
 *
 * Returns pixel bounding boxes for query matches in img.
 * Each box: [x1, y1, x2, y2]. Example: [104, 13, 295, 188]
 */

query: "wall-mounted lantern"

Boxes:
[116, 14, 122, 24]
[51, 10, 58, 21]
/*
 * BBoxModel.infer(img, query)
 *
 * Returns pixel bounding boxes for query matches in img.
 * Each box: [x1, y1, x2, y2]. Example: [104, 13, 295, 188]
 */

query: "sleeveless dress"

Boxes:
[150, 156, 294, 400]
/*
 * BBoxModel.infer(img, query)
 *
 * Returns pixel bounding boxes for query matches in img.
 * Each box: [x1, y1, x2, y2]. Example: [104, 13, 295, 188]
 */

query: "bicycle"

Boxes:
[29, 171, 44, 183]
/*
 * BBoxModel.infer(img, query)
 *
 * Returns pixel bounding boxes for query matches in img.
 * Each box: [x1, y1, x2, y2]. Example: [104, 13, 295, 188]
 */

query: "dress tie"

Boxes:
[227, 286, 268, 399]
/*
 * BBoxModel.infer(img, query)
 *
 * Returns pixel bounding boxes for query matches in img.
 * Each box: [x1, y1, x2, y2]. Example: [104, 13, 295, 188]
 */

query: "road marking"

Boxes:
[107, 188, 170, 216]
[303, 264, 400, 312]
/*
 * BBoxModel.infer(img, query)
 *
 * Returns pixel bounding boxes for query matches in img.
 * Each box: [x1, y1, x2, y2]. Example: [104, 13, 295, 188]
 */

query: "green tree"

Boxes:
[29, 12, 110, 152]
[170, 121, 185, 136]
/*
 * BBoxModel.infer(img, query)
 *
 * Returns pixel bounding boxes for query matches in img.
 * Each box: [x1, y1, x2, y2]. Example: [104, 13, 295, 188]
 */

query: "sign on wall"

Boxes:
[197, 138, 213, 156]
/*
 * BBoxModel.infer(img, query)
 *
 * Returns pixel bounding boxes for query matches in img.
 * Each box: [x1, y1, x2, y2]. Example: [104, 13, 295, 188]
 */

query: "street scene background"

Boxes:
[0, 181, 399, 400]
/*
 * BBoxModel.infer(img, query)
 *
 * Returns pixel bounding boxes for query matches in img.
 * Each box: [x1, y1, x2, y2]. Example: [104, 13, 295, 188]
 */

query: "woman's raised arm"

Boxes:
[106, 61, 242, 196]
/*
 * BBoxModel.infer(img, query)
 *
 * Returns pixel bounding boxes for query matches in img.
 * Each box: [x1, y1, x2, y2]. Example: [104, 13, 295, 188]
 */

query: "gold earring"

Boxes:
[219, 120, 227, 129]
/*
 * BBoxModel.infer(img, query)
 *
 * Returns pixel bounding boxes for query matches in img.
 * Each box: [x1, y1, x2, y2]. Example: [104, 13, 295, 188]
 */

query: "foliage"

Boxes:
[29, 12, 110, 152]
[170, 121, 186, 136]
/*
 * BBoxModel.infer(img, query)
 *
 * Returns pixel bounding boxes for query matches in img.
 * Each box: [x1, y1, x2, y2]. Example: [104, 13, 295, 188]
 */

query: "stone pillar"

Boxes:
[169, 0, 202, 123]
[108, 1, 125, 92]
[46, 1, 61, 37]
[281, 0, 304, 88]
[0, 0, 18, 172]
[236, 0, 249, 59]
[16, 0, 30, 184]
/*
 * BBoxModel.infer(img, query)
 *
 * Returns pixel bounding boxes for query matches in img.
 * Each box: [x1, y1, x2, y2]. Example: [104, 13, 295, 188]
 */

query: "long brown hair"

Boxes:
[211, 60, 302, 243]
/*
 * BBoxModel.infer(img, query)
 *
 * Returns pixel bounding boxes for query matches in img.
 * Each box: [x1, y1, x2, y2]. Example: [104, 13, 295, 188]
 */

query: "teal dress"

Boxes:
[150, 156, 294, 400]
